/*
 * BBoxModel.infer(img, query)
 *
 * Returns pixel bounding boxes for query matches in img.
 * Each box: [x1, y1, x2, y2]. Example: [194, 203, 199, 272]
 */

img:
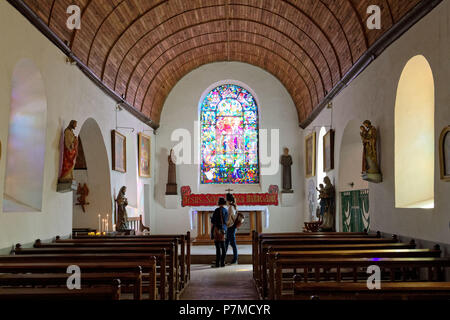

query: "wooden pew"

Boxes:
[0, 254, 159, 300]
[257, 241, 417, 296]
[34, 240, 178, 293]
[265, 248, 442, 299]
[13, 245, 169, 300]
[57, 232, 191, 286]
[272, 257, 450, 300]
[127, 215, 150, 234]
[291, 279, 450, 300]
[254, 235, 399, 290]
[0, 279, 121, 300]
[252, 230, 394, 282]
[0, 261, 157, 300]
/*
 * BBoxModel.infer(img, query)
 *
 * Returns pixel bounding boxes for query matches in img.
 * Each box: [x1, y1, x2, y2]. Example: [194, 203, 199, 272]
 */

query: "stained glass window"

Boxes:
[200, 84, 259, 184]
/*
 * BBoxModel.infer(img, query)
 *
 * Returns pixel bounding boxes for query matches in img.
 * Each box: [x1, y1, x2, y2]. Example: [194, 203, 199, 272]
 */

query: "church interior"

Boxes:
[0, 0, 449, 302]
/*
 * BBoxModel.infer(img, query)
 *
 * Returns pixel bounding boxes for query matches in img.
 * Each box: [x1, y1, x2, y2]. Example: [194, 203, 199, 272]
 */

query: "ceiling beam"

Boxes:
[7, 0, 159, 130]
[299, 0, 443, 129]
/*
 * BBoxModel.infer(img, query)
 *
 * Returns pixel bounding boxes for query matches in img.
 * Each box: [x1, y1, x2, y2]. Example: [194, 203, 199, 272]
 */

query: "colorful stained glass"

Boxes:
[200, 84, 259, 184]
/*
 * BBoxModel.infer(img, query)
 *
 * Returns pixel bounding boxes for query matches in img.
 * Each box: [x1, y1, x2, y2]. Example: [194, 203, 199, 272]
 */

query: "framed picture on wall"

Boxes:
[439, 126, 450, 181]
[323, 129, 335, 172]
[111, 130, 126, 173]
[138, 133, 151, 178]
[305, 131, 316, 178]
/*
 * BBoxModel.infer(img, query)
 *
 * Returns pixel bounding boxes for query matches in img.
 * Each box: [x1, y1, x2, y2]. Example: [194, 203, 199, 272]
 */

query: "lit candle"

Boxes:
[98, 214, 101, 233]
[106, 214, 109, 232]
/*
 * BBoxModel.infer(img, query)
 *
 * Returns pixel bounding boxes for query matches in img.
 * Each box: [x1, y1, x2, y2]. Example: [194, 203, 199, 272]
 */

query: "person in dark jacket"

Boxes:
[211, 197, 228, 268]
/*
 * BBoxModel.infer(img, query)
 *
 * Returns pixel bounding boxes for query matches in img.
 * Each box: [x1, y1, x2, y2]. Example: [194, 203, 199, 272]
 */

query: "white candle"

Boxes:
[106, 214, 109, 232]
[98, 214, 101, 233]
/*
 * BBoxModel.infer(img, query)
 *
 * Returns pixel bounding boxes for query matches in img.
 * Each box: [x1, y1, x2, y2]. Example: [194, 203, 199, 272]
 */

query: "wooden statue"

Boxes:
[316, 176, 335, 231]
[360, 120, 382, 183]
[75, 183, 90, 212]
[166, 149, 177, 195]
[280, 147, 293, 193]
[115, 186, 129, 231]
[59, 120, 79, 183]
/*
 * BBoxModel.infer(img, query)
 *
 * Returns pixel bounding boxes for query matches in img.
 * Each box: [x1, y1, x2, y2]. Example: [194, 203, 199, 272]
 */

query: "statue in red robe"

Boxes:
[59, 120, 78, 183]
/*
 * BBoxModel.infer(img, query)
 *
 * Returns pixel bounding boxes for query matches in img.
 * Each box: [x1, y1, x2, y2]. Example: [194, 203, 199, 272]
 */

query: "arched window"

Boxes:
[395, 55, 434, 208]
[317, 127, 327, 195]
[200, 84, 259, 184]
[3, 59, 47, 212]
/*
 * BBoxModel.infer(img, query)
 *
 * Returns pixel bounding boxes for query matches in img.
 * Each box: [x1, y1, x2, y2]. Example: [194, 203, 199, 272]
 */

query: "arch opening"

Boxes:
[3, 59, 47, 212]
[339, 119, 370, 232]
[199, 82, 260, 184]
[72, 118, 113, 229]
[395, 55, 434, 209]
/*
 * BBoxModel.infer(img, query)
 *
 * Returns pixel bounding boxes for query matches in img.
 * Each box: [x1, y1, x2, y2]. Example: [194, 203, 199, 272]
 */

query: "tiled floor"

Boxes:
[180, 264, 259, 300]
[190, 245, 252, 255]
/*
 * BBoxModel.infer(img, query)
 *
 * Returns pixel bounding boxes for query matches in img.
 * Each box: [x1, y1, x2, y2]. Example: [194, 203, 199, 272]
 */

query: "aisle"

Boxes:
[180, 264, 259, 300]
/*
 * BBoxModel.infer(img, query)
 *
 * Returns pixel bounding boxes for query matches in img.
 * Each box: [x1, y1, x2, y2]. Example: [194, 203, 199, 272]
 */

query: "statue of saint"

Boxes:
[360, 120, 380, 174]
[115, 186, 129, 231]
[59, 120, 78, 183]
[280, 147, 293, 193]
[166, 149, 177, 195]
[316, 176, 335, 231]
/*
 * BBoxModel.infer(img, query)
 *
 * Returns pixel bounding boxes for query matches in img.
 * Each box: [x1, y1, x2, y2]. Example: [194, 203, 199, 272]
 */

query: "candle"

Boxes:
[98, 214, 101, 233]
[106, 214, 109, 232]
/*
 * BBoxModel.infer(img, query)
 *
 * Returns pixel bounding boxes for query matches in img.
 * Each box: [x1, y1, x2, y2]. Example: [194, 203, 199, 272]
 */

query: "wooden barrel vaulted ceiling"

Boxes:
[19, 0, 426, 128]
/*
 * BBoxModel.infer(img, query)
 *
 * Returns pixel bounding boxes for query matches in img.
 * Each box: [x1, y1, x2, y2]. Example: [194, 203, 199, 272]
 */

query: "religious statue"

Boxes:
[316, 176, 335, 231]
[75, 183, 90, 213]
[360, 120, 382, 183]
[115, 186, 129, 232]
[280, 147, 293, 193]
[166, 149, 177, 195]
[58, 120, 79, 183]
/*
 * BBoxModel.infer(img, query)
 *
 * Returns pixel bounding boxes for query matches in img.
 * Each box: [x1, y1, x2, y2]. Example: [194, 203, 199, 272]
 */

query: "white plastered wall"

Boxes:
[304, 0, 450, 245]
[154, 62, 305, 236]
[0, 1, 155, 252]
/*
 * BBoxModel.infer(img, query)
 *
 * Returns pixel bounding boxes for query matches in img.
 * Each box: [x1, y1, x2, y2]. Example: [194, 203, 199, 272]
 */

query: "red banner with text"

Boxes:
[181, 185, 279, 207]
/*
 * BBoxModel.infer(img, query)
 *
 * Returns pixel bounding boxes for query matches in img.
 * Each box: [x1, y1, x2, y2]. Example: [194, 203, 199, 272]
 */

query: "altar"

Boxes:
[188, 206, 270, 245]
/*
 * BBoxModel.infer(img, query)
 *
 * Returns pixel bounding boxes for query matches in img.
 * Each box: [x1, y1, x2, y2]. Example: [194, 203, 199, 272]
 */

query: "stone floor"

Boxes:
[190, 245, 252, 255]
[180, 264, 259, 300]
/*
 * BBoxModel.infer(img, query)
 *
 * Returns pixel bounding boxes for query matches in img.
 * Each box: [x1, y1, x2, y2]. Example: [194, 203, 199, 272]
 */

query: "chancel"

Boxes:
[0, 0, 449, 304]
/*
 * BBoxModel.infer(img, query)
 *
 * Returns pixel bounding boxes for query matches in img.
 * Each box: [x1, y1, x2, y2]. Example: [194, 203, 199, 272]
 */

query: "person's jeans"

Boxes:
[214, 241, 226, 267]
[225, 226, 238, 263]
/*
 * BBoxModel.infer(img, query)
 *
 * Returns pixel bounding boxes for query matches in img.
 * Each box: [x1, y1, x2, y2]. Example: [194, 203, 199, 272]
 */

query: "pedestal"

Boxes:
[166, 183, 177, 195]
[362, 172, 382, 183]
[164, 194, 179, 209]
[57, 180, 77, 193]
[280, 192, 295, 207]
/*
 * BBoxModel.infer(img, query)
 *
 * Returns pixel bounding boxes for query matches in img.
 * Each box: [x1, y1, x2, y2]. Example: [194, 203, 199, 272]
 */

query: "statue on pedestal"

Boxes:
[360, 120, 382, 183]
[316, 176, 335, 231]
[57, 120, 79, 192]
[166, 149, 177, 195]
[115, 186, 129, 232]
[280, 147, 293, 193]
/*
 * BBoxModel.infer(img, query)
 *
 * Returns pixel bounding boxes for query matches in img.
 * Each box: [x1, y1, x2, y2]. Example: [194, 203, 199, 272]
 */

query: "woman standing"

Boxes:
[225, 193, 239, 264]
[211, 198, 228, 268]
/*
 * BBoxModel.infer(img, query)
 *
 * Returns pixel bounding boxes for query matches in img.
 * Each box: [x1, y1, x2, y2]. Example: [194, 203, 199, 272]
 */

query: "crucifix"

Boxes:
[225, 188, 233, 194]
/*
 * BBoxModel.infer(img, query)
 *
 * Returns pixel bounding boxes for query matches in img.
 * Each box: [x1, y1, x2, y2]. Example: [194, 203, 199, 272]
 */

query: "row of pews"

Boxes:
[252, 231, 450, 300]
[0, 232, 191, 300]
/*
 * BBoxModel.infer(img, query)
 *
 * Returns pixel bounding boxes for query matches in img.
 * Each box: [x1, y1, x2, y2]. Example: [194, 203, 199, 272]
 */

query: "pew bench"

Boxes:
[0, 279, 121, 300]
[272, 257, 450, 299]
[291, 279, 450, 300]
[13, 247, 169, 300]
